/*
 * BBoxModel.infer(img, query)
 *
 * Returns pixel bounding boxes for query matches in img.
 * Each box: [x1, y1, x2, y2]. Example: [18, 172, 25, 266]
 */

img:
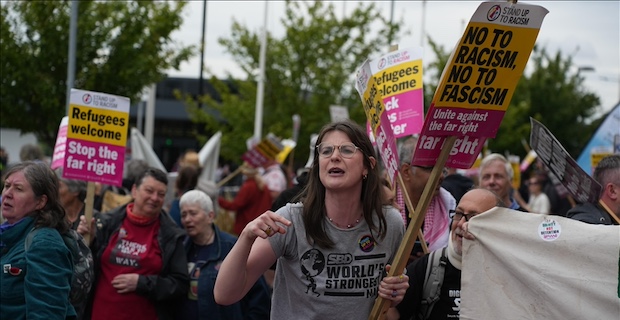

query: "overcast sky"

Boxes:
[168, 1, 620, 115]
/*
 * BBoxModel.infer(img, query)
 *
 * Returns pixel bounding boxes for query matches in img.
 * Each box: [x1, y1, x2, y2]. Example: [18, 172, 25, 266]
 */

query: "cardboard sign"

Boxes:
[64, 89, 130, 186]
[413, 1, 548, 169]
[368, 47, 425, 137]
[51, 116, 69, 170]
[530, 118, 601, 204]
[355, 60, 400, 185]
[241, 133, 283, 168]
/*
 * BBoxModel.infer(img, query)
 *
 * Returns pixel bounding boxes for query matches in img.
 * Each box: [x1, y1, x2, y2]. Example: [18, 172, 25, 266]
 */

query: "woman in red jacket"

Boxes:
[218, 166, 273, 236]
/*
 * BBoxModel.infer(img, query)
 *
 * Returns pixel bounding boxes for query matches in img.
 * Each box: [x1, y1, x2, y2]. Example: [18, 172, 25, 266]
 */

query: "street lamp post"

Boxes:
[254, 1, 268, 141]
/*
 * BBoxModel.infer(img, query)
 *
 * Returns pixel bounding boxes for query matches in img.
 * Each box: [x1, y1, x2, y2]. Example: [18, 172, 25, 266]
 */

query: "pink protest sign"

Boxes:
[64, 89, 130, 186]
[355, 59, 399, 185]
[50, 116, 68, 170]
[369, 47, 425, 137]
[413, 129, 488, 169]
[413, 1, 548, 169]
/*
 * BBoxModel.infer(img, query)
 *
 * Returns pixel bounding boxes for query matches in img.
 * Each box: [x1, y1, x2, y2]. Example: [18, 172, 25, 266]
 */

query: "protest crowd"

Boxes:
[1, 2, 619, 319]
[1, 119, 618, 319]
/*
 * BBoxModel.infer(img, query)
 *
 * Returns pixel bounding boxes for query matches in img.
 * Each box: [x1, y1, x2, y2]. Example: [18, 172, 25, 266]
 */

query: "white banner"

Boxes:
[198, 131, 222, 182]
[461, 207, 620, 320]
[130, 127, 166, 172]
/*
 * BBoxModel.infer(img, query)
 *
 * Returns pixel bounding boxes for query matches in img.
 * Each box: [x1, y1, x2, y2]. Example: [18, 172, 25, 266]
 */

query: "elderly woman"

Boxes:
[0, 161, 75, 319]
[214, 120, 409, 319]
[178, 189, 270, 319]
[55, 167, 88, 230]
[78, 167, 188, 320]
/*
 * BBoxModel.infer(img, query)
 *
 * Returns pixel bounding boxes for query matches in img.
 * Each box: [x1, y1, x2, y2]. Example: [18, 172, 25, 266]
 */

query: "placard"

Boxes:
[64, 89, 130, 186]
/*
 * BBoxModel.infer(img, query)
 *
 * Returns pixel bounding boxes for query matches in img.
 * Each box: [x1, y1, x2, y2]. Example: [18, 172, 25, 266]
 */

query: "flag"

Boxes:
[130, 127, 166, 172]
[576, 102, 620, 174]
[198, 131, 222, 182]
[196, 132, 222, 197]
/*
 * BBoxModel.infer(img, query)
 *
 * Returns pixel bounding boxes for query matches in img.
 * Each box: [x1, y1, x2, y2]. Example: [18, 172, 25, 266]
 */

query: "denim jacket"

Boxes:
[182, 225, 271, 319]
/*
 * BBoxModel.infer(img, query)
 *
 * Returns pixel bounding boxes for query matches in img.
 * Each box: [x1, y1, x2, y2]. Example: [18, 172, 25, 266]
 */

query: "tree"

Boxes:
[425, 42, 600, 160]
[179, 0, 402, 165]
[492, 46, 600, 158]
[0, 1, 195, 147]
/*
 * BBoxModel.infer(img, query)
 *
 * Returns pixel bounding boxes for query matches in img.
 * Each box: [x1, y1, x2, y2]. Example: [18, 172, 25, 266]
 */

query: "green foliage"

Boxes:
[425, 42, 600, 160]
[492, 46, 600, 158]
[0, 0, 195, 147]
[183, 0, 401, 166]
[423, 37, 451, 111]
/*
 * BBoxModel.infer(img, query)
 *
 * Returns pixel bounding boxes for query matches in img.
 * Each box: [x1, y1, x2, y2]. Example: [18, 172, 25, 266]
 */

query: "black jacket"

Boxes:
[397, 251, 462, 319]
[441, 174, 474, 203]
[85, 203, 189, 319]
[566, 202, 615, 225]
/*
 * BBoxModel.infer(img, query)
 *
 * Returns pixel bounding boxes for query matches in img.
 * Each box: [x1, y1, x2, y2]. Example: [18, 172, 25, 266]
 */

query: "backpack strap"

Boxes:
[24, 227, 41, 251]
[419, 247, 448, 320]
[25, 227, 78, 262]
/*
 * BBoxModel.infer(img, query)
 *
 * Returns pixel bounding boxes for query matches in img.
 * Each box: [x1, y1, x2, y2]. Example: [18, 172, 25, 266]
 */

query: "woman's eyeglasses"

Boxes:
[316, 143, 360, 159]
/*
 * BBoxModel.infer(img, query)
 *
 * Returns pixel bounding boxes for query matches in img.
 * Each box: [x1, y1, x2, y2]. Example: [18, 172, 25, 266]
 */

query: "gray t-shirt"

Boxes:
[268, 203, 405, 319]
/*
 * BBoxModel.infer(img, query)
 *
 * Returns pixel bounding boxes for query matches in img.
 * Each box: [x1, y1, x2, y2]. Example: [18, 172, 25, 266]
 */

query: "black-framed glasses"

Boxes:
[316, 143, 360, 159]
[450, 210, 476, 222]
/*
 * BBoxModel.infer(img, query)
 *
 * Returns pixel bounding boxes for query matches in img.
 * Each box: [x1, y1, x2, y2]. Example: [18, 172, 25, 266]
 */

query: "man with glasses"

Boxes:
[388, 188, 505, 320]
[566, 154, 620, 225]
[398, 136, 457, 253]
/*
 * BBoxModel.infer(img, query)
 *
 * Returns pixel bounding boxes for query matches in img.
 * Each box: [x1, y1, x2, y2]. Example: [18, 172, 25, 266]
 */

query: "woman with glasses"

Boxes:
[215, 120, 409, 319]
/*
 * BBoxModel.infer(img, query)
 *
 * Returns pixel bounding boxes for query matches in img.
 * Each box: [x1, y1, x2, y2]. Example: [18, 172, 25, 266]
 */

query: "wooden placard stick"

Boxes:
[386, 43, 429, 255]
[83, 182, 96, 244]
[369, 136, 456, 320]
[567, 195, 576, 208]
[599, 200, 620, 225]
[216, 165, 245, 188]
[395, 172, 429, 254]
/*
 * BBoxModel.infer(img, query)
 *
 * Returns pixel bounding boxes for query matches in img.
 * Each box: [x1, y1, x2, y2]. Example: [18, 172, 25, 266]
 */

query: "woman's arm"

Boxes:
[214, 211, 290, 305]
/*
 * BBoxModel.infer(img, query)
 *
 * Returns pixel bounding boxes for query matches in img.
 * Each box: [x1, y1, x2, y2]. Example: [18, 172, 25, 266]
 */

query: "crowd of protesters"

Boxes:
[0, 125, 618, 319]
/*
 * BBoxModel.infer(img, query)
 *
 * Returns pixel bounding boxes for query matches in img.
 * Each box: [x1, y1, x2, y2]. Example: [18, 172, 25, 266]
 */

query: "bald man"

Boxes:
[389, 188, 505, 320]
